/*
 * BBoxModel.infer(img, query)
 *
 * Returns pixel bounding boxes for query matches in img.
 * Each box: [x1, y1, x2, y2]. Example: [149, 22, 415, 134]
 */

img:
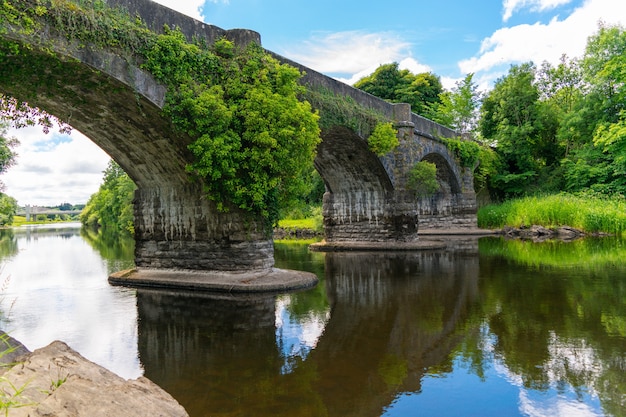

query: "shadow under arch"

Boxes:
[315, 125, 393, 195]
[421, 152, 463, 195]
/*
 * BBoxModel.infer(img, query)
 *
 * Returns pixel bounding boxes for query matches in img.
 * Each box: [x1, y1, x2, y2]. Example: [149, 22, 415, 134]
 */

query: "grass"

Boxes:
[10, 216, 79, 227]
[478, 192, 626, 237]
[277, 217, 320, 231]
[0, 333, 33, 415]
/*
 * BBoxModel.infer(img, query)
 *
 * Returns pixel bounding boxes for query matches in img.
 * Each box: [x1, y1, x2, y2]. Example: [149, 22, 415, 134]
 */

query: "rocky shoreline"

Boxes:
[499, 224, 606, 241]
[0, 333, 188, 417]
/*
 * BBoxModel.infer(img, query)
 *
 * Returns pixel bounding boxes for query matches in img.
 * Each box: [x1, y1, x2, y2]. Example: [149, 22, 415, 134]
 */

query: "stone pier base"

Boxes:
[109, 268, 318, 293]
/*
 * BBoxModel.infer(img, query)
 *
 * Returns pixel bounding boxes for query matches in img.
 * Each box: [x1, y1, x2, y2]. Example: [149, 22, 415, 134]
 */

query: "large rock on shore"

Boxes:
[0, 338, 188, 417]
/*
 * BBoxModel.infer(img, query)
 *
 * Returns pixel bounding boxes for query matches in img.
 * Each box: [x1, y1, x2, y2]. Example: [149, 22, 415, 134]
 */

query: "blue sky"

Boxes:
[4, 0, 626, 206]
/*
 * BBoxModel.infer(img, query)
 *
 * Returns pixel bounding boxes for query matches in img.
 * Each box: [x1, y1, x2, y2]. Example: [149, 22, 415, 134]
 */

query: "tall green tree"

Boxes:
[480, 63, 561, 197]
[354, 63, 444, 117]
[80, 160, 136, 234]
[432, 73, 481, 136]
[560, 24, 626, 194]
[0, 121, 18, 225]
[0, 121, 18, 189]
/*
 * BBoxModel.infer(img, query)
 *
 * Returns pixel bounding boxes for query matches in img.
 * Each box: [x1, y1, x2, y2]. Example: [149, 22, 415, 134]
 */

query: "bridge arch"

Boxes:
[0, 20, 275, 273]
[421, 153, 462, 195]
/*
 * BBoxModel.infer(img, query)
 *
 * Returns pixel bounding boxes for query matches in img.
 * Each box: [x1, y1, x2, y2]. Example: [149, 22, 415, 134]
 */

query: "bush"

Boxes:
[407, 161, 439, 196]
[367, 122, 398, 156]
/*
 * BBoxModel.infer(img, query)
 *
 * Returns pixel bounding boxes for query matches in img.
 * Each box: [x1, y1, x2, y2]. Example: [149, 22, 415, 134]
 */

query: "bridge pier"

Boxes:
[322, 190, 419, 242]
[132, 185, 274, 271]
[109, 184, 318, 293]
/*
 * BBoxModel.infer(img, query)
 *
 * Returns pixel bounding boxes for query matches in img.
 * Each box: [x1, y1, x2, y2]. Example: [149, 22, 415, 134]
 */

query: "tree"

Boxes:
[354, 63, 444, 118]
[0, 120, 18, 190]
[0, 121, 18, 225]
[582, 23, 626, 123]
[0, 193, 17, 226]
[80, 160, 136, 234]
[432, 73, 481, 136]
[480, 63, 561, 197]
[561, 24, 626, 194]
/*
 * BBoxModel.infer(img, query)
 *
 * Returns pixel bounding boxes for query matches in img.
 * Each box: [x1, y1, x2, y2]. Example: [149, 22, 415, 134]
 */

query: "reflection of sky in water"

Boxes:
[274, 295, 330, 374]
[382, 324, 606, 417]
[0, 224, 142, 379]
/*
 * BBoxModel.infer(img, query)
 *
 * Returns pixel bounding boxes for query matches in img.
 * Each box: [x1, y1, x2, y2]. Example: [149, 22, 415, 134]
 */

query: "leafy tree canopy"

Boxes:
[80, 160, 136, 234]
[432, 73, 481, 136]
[354, 62, 443, 117]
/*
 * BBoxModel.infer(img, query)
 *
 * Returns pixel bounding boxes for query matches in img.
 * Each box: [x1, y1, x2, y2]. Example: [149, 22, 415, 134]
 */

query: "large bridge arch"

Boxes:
[0, 18, 276, 273]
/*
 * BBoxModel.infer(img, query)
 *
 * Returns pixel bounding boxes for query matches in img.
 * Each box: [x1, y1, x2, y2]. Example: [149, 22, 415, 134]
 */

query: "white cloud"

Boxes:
[149, 0, 205, 21]
[503, 0, 575, 21]
[283, 31, 414, 78]
[461, 0, 626, 88]
[3, 127, 110, 206]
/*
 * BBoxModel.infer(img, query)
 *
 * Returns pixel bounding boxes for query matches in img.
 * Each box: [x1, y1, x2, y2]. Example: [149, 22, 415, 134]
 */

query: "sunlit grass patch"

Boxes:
[477, 192, 626, 236]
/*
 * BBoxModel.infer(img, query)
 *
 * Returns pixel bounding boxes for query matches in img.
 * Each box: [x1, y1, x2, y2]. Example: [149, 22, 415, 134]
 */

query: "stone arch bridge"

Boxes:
[0, 0, 477, 282]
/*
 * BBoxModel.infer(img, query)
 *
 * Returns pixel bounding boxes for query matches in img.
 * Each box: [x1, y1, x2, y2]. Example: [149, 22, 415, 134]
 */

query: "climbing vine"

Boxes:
[442, 137, 481, 168]
[303, 87, 383, 136]
[0, 0, 321, 225]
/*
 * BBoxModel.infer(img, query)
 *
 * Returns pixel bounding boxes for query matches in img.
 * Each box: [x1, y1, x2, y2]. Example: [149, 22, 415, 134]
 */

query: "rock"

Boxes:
[502, 225, 586, 241]
[0, 331, 31, 376]
[0, 340, 188, 417]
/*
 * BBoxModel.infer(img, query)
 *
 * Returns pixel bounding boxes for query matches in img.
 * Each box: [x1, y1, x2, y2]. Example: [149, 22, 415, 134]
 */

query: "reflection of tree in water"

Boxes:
[477, 237, 626, 416]
[134, 239, 625, 417]
[0, 229, 18, 325]
[0, 229, 17, 260]
[80, 227, 134, 273]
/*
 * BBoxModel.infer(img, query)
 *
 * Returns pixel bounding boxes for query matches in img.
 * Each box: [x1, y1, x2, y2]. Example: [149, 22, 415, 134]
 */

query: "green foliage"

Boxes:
[302, 87, 383, 136]
[80, 160, 136, 234]
[407, 161, 439, 196]
[442, 137, 480, 167]
[367, 122, 398, 156]
[142, 33, 320, 223]
[432, 73, 481, 135]
[354, 62, 443, 117]
[473, 145, 500, 195]
[0, 194, 16, 226]
[480, 62, 562, 198]
[0, 122, 18, 184]
[477, 192, 626, 236]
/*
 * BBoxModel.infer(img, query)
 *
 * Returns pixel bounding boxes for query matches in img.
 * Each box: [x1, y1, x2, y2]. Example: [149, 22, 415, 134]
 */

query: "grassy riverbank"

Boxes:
[477, 192, 626, 237]
[10, 216, 80, 227]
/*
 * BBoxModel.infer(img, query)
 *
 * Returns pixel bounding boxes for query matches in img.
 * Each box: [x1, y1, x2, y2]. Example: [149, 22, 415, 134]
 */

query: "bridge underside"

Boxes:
[0, 33, 276, 274]
[315, 127, 420, 243]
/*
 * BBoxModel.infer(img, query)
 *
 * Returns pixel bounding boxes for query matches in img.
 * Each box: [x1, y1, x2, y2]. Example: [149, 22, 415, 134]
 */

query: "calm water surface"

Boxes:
[0, 223, 624, 417]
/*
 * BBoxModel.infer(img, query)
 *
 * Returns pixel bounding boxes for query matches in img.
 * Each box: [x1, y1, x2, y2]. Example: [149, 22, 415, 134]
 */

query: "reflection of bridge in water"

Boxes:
[135, 240, 481, 417]
[16, 205, 82, 221]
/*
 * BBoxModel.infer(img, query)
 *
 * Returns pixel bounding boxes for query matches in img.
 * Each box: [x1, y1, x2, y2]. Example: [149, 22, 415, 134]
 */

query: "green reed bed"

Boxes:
[477, 193, 626, 236]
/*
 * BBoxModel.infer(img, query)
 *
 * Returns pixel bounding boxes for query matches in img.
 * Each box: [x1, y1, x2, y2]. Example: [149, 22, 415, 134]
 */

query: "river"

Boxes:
[0, 223, 624, 416]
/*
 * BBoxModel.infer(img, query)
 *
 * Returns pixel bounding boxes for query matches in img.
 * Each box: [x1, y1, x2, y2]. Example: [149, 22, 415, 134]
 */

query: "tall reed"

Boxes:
[477, 192, 626, 236]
